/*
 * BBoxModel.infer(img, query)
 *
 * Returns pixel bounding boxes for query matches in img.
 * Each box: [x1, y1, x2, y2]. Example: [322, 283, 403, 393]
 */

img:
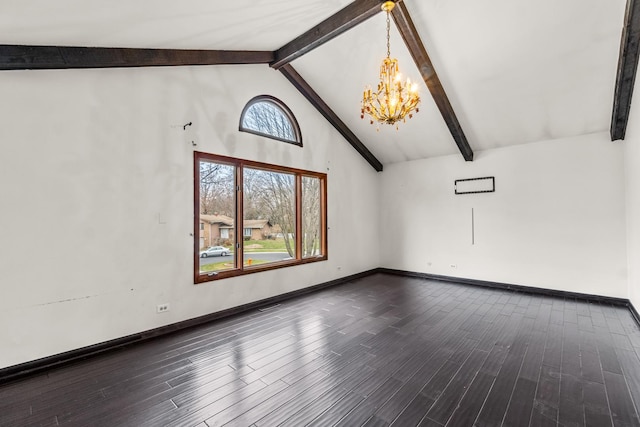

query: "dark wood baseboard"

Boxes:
[629, 301, 640, 327]
[378, 268, 630, 306]
[3, 267, 639, 385]
[0, 268, 378, 385]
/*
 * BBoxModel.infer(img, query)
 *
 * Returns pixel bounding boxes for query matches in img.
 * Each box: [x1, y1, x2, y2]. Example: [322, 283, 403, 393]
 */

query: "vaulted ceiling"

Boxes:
[1, 0, 636, 170]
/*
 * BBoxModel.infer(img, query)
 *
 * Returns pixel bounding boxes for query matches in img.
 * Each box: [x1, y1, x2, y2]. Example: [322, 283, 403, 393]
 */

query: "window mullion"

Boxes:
[295, 174, 302, 260]
[236, 163, 244, 271]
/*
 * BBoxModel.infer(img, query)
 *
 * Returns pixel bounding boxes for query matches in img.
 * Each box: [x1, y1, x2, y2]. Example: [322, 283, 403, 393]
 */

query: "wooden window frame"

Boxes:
[239, 95, 303, 146]
[194, 152, 327, 284]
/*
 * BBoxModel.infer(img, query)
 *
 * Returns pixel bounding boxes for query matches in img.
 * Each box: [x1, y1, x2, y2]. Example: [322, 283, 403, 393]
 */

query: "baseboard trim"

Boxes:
[3, 267, 638, 385]
[0, 268, 378, 385]
[378, 268, 630, 306]
[629, 302, 640, 328]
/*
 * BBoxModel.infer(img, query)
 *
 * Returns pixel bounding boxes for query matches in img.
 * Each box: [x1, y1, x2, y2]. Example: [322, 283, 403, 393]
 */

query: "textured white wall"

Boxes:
[624, 84, 640, 310]
[0, 65, 381, 369]
[1, 63, 633, 371]
[626, 140, 640, 310]
[380, 132, 627, 298]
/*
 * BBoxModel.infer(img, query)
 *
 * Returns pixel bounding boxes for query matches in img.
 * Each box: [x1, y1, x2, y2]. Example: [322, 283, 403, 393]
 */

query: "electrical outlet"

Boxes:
[450, 264, 457, 268]
[157, 303, 170, 313]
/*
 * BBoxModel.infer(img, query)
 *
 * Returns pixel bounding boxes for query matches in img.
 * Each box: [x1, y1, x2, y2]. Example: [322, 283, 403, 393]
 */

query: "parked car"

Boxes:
[200, 246, 231, 257]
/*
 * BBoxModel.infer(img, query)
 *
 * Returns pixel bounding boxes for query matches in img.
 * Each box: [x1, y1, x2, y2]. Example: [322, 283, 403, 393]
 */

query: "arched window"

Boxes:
[239, 95, 302, 146]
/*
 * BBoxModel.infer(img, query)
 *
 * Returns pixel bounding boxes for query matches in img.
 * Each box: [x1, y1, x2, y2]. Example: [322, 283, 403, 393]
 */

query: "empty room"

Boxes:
[3, 0, 640, 426]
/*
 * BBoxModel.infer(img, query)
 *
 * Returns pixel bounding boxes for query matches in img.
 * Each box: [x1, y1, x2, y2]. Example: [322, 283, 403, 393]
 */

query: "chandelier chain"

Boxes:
[386, 10, 391, 59]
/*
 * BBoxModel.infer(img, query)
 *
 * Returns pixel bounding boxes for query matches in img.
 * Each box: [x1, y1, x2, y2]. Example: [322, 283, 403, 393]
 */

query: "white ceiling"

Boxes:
[0, 0, 628, 165]
[0, 0, 352, 49]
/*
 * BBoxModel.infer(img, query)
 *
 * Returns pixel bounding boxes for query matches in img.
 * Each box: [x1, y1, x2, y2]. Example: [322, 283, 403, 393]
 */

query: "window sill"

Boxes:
[195, 255, 328, 283]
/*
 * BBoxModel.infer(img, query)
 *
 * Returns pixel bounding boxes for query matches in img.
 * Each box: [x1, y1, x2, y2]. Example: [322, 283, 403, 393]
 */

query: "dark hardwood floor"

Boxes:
[2, 273, 640, 426]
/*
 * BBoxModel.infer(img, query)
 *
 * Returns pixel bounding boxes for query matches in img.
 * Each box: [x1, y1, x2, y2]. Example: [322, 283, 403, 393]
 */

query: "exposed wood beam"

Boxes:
[0, 45, 274, 70]
[392, 2, 474, 161]
[611, 0, 640, 140]
[271, 0, 389, 69]
[280, 64, 383, 172]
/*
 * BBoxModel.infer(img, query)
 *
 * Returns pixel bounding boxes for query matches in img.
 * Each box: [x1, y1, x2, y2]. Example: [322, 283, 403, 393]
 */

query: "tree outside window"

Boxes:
[239, 95, 302, 146]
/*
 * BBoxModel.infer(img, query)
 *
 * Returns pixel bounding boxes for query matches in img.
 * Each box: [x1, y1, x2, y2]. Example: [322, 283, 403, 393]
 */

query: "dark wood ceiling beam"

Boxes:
[392, 3, 474, 161]
[611, 0, 640, 140]
[280, 64, 383, 172]
[271, 0, 390, 69]
[0, 45, 274, 70]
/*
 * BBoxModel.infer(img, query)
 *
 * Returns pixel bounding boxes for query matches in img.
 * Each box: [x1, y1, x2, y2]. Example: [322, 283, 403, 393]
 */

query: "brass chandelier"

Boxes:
[361, 1, 420, 129]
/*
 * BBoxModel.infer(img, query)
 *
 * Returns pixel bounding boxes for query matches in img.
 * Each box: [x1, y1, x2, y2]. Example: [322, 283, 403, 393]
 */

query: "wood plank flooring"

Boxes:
[2, 273, 640, 426]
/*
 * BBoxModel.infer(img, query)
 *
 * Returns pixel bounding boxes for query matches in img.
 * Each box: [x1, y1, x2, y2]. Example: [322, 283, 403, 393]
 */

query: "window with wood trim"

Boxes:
[239, 95, 302, 146]
[195, 152, 327, 283]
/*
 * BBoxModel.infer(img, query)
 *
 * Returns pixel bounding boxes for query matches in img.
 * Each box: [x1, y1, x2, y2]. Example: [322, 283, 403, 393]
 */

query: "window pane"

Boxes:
[241, 101, 296, 142]
[243, 168, 295, 267]
[302, 176, 322, 258]
[199, 161, 236, 274]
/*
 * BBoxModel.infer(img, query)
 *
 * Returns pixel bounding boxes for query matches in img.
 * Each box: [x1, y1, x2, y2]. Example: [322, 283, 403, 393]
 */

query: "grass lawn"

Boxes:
[200, 258, 269, 272]
[242, 239, 291, 252]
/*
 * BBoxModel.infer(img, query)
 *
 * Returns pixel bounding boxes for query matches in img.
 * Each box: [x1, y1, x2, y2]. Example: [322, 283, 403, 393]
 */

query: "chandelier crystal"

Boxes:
[361, 1, 420, 129]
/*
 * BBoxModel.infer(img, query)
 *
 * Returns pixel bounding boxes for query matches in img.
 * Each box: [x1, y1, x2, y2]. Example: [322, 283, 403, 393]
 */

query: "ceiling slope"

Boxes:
[392, 2, 473, 161]
[406, 0, 626, 152]
[0, 0, 632, 166]
[280, 64, 384, 171]
[0, 0, 353, 50]
[271, 0, 385, 69]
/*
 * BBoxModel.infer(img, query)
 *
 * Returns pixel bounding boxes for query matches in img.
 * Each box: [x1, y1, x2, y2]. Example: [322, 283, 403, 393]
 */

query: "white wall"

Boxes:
[380, 132, 627, 298]
[0, 65, 380, 369]
[624, 84, 640, 310]
[2, 63, 633, 371]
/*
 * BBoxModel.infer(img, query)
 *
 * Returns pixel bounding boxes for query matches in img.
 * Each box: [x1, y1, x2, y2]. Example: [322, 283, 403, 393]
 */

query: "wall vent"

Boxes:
[454, 176, 495, 195]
